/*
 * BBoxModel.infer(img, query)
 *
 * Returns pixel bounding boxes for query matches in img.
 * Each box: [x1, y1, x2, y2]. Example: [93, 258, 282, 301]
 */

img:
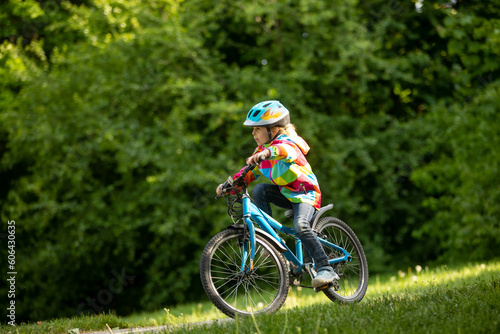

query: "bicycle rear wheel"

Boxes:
[314, 216, 369, 303]
[200, 228, 289, 318]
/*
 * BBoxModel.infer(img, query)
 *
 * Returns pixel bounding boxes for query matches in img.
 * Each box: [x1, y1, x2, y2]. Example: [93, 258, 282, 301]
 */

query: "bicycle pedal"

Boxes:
[313, 280, 340, 293]
[314, 284, 330, 292]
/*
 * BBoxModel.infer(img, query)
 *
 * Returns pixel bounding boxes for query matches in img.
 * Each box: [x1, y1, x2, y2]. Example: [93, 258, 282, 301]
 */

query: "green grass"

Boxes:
[2, 260, 499, 334]
[0, 313, 128, 334]
[163, 261, 500, 334]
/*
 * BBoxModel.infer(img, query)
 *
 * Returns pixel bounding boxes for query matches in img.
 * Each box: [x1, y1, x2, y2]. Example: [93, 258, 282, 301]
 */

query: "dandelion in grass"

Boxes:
[398, 270, 406, 279]
[416, 265, 423, 274]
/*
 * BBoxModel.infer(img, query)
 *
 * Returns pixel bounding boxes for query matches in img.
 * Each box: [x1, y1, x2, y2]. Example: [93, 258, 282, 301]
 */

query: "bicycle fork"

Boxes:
[240, 217, 256, 273]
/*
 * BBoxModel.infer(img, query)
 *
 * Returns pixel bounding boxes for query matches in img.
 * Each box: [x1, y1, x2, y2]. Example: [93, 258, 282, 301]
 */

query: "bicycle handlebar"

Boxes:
[234, 164, 257, 185]
[216, 164, 258, 199]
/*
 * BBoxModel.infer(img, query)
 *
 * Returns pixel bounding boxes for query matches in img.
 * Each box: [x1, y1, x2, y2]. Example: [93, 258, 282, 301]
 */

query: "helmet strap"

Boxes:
[266, 127, 280, 144]
[266, 127, 273, 143]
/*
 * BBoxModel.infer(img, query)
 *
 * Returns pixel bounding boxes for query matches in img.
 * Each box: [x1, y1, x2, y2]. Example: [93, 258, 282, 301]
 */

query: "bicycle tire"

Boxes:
[200, 228, 289, 318]
[313, 216, 369, 303]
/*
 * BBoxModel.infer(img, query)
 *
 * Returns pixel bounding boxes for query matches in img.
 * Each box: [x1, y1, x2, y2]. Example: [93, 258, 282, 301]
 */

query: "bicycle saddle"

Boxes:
[284, 204, 334, 225]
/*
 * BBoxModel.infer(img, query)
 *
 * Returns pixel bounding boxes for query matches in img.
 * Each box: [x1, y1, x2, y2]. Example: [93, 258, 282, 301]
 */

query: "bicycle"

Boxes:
[200, 164, 369, 318]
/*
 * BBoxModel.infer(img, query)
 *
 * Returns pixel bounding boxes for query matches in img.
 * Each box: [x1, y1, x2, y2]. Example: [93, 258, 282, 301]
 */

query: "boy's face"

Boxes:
[252, 127, 269, 146]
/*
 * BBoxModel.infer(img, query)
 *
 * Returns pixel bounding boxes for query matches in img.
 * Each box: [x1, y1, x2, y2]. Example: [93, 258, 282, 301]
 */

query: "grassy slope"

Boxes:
[1, 261, 499, 334]
[166, 261, 500, 334]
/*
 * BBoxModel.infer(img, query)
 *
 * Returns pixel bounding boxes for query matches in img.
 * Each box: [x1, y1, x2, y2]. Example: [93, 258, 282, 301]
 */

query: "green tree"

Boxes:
[412, 82, 500, 261]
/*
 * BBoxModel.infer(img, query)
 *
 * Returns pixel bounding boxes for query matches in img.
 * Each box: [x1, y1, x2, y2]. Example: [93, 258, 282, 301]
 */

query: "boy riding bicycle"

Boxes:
[216, 100, 339, 288]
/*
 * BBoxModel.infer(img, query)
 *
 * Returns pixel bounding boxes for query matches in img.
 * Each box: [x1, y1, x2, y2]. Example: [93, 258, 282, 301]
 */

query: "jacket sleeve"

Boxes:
[233, 165, 261, 185]
[267, 142, 298, 162]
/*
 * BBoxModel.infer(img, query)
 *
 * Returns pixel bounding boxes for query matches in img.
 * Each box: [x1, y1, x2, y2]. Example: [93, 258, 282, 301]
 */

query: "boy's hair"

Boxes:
[276, 123, 297, 137]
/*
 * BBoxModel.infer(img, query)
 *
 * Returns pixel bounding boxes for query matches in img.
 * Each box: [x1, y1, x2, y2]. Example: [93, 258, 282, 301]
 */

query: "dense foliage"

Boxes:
[0, 0, 498, 321]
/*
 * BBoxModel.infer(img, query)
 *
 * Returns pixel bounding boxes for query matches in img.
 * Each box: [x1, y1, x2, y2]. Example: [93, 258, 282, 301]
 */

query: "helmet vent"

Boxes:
[262, 103, 272, 108]
[252, 109, 261, 117]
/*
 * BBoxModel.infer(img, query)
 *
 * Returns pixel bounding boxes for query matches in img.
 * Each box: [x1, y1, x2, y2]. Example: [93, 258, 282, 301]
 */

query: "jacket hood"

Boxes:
[290, 134, 310, 155]
[268, 133, 310, 155]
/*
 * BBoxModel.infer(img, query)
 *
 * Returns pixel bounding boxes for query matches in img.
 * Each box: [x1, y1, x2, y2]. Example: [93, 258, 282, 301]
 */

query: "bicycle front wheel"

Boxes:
[314, 216, 369, 303]
[200, 228, 289, 318]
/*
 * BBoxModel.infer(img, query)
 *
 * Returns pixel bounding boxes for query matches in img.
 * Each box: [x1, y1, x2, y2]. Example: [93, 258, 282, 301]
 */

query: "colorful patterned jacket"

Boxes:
[235, 133, 322, 209]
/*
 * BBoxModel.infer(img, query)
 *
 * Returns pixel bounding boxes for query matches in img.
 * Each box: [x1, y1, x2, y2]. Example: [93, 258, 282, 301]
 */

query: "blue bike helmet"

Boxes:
[244, 100, 290, 128]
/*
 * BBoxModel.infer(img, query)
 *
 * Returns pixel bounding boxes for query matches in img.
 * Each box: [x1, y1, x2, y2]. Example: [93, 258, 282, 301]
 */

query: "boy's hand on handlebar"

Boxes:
[246, 149, 270, 165]
[216, 184, 223, 197]
[216, 161, 261, 198]
[216, 176, 235, 198]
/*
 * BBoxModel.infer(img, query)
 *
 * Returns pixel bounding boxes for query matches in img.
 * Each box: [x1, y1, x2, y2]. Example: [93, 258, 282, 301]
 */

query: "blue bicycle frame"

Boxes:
[239, 190, 352, 274]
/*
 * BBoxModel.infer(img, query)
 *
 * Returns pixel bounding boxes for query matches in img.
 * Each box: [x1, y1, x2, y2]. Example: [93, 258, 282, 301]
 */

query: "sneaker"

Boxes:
[312, 269, 340, 288]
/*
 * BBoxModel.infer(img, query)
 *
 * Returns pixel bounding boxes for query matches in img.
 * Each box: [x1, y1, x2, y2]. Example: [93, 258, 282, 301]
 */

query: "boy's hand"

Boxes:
[246, 149, 270, 165]
[216, 184, 223, 196]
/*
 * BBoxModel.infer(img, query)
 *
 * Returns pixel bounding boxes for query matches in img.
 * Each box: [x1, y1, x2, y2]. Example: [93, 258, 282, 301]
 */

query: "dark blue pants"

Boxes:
[252, 183, 333, 272]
